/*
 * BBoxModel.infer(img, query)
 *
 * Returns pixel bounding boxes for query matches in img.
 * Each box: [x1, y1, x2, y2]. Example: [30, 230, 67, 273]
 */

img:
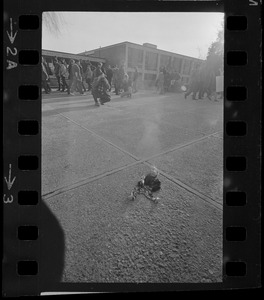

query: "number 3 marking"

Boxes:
[3, 194, 13, 204]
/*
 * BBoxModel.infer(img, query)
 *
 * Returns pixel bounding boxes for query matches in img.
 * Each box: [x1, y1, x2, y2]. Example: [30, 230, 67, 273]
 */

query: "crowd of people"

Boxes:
[184, 64, 223, 101]
[41, 56, 139, 106]
[42, 56, 222, 105]
[154, 64, 223, 101]
[155, 67, 181, 95]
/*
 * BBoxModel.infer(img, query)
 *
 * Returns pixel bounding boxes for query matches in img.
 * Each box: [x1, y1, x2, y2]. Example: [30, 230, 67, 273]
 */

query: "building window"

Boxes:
[182, 59, 192, 75]
[127, 71, 142, 81]
[160, 54, 171, 70]
[144, 73, 156, 81]
[127, 47, 144, 69]
[145, 51, 158, 71]
[193, 61, 201, 71]
[171, 57, 182, 73]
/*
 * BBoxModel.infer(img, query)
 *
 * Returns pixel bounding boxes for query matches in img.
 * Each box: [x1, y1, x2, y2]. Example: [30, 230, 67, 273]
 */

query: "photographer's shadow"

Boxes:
[39, 199, 65, 291]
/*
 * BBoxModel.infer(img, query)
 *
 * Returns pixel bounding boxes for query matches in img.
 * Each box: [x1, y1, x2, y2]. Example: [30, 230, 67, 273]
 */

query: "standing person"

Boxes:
[156, 68, 165, 95]
[84, 63, 93, 92]
[170, 70, 181, 92]
[94, 62, 103, 77]
[59, 59, 69, 92]
[42, 57, 51, 94]
[67, 59, 73, 95]
[174, 70, 181, 92]
[68, 59, 84, 95]
[163, 69, 171, 93]
[53, 57, 62, 91]
[43, 57, 52, 77]
[120, 74, 132, 98]
[197, 65, 214, 100]
[118, 63, 126, 91]
[77, 60, 86, 92]
[67, 59, 75, 95]
[81, 60, 87, 74]
[75, 60, 85, 94]
[105, 65, 113, 92]
[90, 64, 96, 83]
[112, 66, 121, 95]
[101, 63, 107, 75]
[132, 67, 139, 93]
[184, 68, 200, 100]
[91, 72, 111, 106]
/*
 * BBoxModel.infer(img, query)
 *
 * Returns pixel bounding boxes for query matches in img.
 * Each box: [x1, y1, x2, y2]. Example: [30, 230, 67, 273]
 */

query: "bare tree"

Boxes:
[196, 46, 206, 60]
[42, 12, 66, 36]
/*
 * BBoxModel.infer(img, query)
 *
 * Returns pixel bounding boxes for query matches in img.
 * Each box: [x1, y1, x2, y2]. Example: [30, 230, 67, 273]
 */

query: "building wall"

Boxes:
[92, 44, 126, 67]
[89, 42, 203, 89]
[124, 43, 203, 88]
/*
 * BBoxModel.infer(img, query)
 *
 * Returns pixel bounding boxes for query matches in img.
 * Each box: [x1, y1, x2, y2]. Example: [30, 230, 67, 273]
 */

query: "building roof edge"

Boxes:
[79, 41, 204, 61]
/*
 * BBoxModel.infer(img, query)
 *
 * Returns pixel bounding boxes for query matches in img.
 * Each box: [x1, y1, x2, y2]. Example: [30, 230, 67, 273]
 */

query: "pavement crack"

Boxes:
[43, 114, 222, 211]
[143, 161, 223, 211]
[43, 101, 222, 211]
[58, 112, 140, 162]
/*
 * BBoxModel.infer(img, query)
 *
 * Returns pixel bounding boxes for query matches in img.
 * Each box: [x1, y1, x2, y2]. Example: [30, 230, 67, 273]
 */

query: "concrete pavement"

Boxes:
[42, 90, 223, 283]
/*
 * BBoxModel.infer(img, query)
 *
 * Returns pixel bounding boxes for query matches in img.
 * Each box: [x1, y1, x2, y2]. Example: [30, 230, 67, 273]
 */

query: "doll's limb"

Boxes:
[139, 186, 159, 202]
[128, 186, 140, 200]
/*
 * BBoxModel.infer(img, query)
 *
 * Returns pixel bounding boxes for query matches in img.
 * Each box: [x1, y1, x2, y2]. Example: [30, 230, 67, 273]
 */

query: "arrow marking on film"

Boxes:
[4, 164, 16, 190]
[6, 18, 17, 44]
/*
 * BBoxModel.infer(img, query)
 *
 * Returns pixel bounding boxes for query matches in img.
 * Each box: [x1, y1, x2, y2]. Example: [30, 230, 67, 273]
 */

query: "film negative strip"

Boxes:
[2, 0, 261, 296]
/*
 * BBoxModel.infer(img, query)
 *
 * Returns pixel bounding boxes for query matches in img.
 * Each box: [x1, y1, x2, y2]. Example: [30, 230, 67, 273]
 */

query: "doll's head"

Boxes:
[149, 166, 159, 177]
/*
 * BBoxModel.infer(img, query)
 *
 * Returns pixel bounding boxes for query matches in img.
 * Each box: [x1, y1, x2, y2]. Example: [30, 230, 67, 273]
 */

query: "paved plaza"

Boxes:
[42, 90, 223, 283]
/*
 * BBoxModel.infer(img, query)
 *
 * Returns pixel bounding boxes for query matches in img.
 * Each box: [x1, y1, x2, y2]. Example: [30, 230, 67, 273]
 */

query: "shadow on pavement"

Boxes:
[39, 200, 65, 292]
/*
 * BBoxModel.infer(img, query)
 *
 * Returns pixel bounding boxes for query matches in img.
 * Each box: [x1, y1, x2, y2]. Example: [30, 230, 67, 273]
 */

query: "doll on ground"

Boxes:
[128, 166, 161, 202]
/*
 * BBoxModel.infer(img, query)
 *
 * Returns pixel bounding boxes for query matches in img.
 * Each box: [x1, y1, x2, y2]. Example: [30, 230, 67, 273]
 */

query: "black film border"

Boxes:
[2, 0, 262, 296]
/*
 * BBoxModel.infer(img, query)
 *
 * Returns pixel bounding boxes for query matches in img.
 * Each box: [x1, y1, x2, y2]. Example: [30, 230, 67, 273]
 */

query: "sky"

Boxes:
[42, 12, 224, 59]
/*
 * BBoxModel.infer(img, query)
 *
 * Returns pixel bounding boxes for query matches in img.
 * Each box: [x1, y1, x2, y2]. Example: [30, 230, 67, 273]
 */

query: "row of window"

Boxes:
[127, 47, 200, 75]
[127, 71, 190, 85]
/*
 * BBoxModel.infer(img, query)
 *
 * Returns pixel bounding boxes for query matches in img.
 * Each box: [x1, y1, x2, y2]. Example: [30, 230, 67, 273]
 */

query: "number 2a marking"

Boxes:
[249, 0, 258, 5]
[6, 46, 17, 56]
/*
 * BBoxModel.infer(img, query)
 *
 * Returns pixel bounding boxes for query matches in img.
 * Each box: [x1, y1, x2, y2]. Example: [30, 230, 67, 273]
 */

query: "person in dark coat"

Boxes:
[132, 67, 139, 93]
[118, 63, 126, 90]
[42, 57, 51, 94]
[43, 57, 52, 76]
[197, 65, 215, 100]
[94, 63, 103, 77]
[84, 64, 93, 92]
[105, 65, 113, 91]
[184, 68, 200, 100]
[77, 60, 86, 92]
[112, 66, 121, 95]
[59, 59, 69, 92]
[53, 57, 62, 91]
[91, 72, 111, 106]
[163, 69, 171, 93]
[120, 74, 132, 98]
[156, 68, 165, 94]
[68, 59, 84, 95]
[169, 70, 181, 93]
